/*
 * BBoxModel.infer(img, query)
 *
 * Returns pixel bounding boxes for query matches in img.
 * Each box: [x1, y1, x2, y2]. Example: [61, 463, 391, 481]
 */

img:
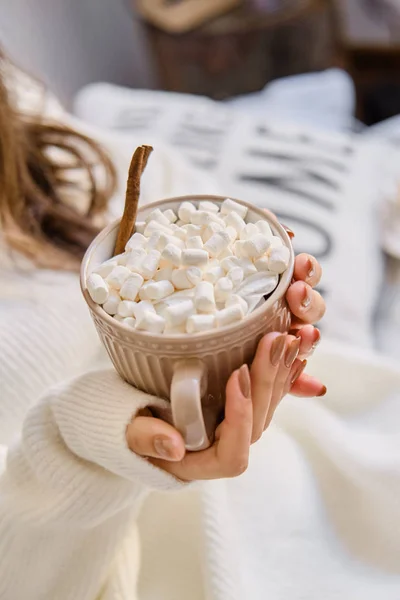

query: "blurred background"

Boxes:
[2, 0, 400, 123]
[3, 0, 400, 357]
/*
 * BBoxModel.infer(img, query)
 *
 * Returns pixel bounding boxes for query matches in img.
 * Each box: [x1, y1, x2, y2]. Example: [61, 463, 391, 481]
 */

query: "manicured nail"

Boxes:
[238, 364, 251, 398]
[302, 285, 311, 309]
[282, 224, 295, 239]
[312, 328, 321, 351]
[317, 386, 327, 397]
[291, 359, 307, 385]
[285, 337, 301, 368]
[154, 437, 180, 460]
[306, 258, 315, 279]
[270, 334, 286, 366]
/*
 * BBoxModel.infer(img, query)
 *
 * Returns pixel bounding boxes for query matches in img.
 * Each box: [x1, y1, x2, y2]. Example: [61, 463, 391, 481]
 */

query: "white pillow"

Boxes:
[74, 84, 384, 347]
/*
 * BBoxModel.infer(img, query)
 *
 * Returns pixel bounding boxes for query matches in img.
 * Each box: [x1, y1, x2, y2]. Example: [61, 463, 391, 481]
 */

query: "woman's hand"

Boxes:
[126, 332, 323, 481]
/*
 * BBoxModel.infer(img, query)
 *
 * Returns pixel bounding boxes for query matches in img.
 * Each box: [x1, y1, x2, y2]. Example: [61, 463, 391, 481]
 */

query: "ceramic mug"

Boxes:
[81, 195, 294, 451]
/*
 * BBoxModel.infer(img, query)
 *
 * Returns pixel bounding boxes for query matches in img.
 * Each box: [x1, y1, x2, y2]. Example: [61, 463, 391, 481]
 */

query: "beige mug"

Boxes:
[81, 195, 294, 451]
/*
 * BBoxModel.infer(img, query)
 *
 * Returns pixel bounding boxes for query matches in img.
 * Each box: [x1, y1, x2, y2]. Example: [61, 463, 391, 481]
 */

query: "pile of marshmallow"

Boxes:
[87, 199, 290, 334]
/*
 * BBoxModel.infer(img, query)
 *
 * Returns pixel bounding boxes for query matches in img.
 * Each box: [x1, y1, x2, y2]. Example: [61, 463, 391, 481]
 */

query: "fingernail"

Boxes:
[238, 364, 251, 398]
[306, 258, 315, 279]
[317, 386, 327, 397]
[270, 334, 286, 366]
[285, 337, 301, 368]
[312, 329, 321, 351]
[291, 359, 307, 385]
[153, 437, 180, 460]
[302, 285, 311, 309]
[282, 224, 295, 239]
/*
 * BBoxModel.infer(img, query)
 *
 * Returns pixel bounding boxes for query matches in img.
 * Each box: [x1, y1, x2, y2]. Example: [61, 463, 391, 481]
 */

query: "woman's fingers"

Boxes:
[250, 333, 286, 442]
[126, 416, 186, 462]
[264, 336, 300, 429]
[286, 281, 326, 325]
[293, 324, 321, 359]
[290, 372, 327, 397]
[293, 253, 322, 288]
[151, 366, 253, 481]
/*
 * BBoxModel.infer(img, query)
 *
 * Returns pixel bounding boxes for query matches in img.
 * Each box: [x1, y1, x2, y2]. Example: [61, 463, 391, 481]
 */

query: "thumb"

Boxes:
[126, 416, 186, 462]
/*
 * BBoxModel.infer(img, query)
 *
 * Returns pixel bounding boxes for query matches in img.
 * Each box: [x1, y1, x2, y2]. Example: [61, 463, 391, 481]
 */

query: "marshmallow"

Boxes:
[123, 316, 137, 328]
[102, 290, 121, 315]
[269, 235, 284, 249]
[145, 208, 170, 226]
[157, 234, 184, 252]
[245, 294, 265, 313]
[169, 224, 187, 241]
[195, 282, 216, 313]
[93, 257, 118, 278]
[237, 258, 257, 277]
[144, 220, 172, 238]
[126, 248, 147, 273]
[215, 304, 245, 328]
[233, 240, 246, 259]
[203, 265, 225, 284]
[133, 301, 156, 320]
[255, 220, 273, 239]
[221, 198, 248, 219]
[163, 209, 178, 223]
[242, 234, 271, 259]
[141, 280, 174, 301]
[146, 232, 162, 250]
[154, 267, 174, 282]
[237, 272, 279, 297]
[268, 246, 290, 274]
[204, 231, 231, 257]
[178, 201, 196, 223]
[120, 273, 144, 301]
[135, 221, 146, 235]
[114, 315, 124, 322]
[186, 236, 203, 250]
[227, 266, 244, 288]
[220, 256, 239, 272]
[199, 200, 219, 214]
[254, 257, 270, 272]
[181, 224, 202, 239]
[186, 267, 202, 286]
[190, 210, 213, 227]
[136, 312, 166, 334]
[225, 226, 238, 242]
[140, 249, 161, 279]
[240, 223, 259, 241]
[117, 252, 130, 266]
[225, 294, 248, 314]
[161, 243, 182, 268]
[117, 300, 136, 318]
[106, 266, 131, 290]
[165, 299, 194, 328]
[87, 273, 109, 305]
[171, 267, 200, 289]
[181, 249, 209, 268]
[224, 211, 246, 234]
[214, 277, 233, 303]
[202, 221, 225, 243]
[186, 314, 216, 333]
[125, 232, 147, 250]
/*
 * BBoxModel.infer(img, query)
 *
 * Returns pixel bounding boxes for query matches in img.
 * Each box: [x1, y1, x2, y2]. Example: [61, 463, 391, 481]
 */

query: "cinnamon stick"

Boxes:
[113, 145, 153, 256]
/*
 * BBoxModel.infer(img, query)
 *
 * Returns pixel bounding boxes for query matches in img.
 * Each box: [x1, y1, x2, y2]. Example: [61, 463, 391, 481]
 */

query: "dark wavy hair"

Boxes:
[0, 50, 117, 270]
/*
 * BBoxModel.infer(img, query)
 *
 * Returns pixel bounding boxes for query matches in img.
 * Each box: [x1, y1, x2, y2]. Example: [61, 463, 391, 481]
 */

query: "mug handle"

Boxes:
[170, 359, 211, 451]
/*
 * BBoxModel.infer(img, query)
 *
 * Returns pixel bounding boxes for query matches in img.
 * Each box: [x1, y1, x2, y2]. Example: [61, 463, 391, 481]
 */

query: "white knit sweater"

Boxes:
[1, 92, 400, 599]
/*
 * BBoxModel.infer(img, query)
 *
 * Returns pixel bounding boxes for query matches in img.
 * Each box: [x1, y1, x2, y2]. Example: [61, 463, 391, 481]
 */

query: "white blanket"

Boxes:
[196, 341, 400, 599]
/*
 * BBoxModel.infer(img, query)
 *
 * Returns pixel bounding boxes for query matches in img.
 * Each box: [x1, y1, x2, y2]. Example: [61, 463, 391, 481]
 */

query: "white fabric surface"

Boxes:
[74, 82, 384, 348]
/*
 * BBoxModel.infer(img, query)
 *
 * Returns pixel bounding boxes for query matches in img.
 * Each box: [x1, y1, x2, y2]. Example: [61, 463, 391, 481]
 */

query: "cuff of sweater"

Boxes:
[51, 370, 186, 492]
